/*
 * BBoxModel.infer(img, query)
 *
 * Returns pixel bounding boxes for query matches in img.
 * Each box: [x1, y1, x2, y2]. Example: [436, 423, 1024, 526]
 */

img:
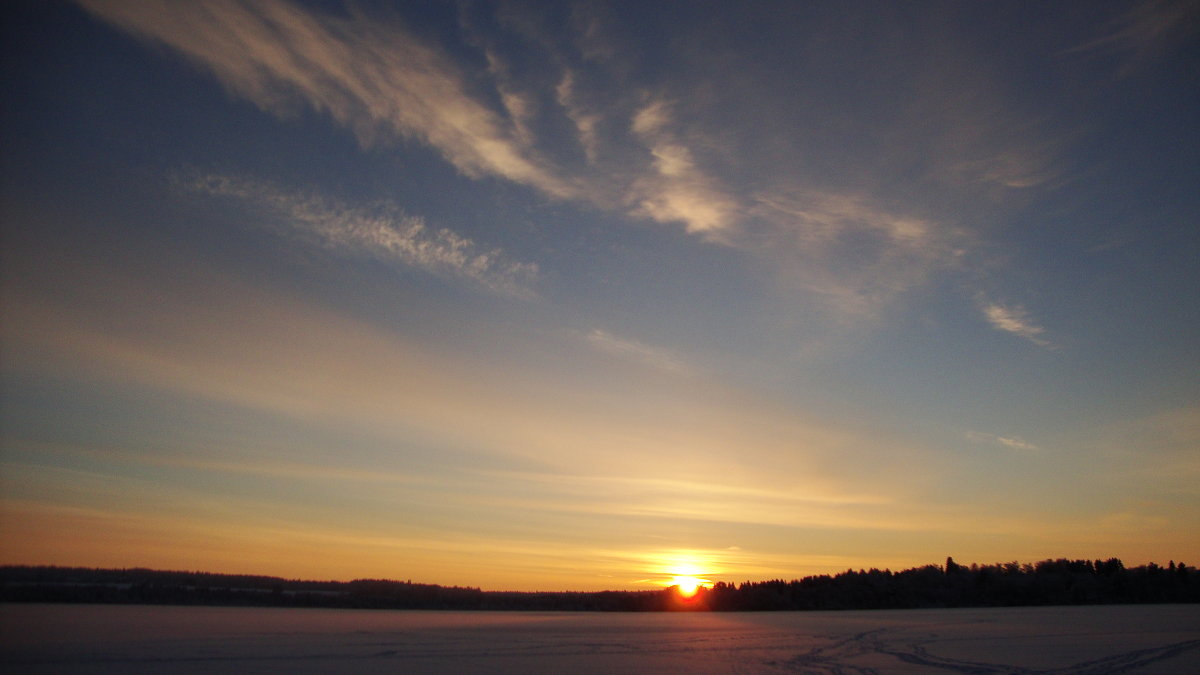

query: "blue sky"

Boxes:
[2, 0, 1198, 590]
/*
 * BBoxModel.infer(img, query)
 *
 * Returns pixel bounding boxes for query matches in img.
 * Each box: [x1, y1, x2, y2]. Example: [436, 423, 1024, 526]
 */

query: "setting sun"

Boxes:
[655, 553, 715, 597]
[670, 576, 707, 597]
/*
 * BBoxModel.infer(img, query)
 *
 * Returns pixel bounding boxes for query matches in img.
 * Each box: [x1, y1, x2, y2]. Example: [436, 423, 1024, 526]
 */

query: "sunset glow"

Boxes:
[669, 577, 709, 598]
[2, 1, 1198, 590]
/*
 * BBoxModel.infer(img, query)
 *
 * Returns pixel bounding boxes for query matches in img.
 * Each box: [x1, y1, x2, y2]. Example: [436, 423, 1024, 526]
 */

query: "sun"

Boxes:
[669, 575, 707, 597]
[651, 552, 716, 598]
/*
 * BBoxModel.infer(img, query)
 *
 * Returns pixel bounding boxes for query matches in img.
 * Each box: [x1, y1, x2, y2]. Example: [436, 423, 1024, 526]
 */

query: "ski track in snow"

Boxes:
[772, 626, 1200, 674]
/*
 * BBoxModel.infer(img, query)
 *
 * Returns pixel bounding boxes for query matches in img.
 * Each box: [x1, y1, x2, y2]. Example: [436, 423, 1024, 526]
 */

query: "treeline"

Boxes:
[2, 557, 1197, 611]
[0, 566, 668, 611]
[700, 558, 1199, 611]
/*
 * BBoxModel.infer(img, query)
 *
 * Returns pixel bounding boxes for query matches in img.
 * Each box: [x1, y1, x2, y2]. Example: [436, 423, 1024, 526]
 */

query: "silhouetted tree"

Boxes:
[4, 558, 1198, 611]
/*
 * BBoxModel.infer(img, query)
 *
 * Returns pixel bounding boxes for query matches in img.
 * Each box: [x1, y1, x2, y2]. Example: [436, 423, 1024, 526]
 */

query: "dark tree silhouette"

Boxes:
[3, 557, 1197, 611]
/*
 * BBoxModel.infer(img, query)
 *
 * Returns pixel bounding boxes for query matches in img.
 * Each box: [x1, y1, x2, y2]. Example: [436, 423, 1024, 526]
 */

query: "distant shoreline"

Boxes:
[4, 558, 1197, 612]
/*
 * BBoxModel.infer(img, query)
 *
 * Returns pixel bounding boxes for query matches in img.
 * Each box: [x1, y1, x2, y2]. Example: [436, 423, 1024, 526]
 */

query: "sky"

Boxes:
[1, 0, 1198, 591]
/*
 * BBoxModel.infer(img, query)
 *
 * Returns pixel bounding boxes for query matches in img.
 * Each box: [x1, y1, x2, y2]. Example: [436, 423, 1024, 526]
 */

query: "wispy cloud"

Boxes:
[5, 237, 939, 505]
[182, 173, 538, 297]
[750, 189, 959, 319]
[754, 190, 937, 248]
[627, 99, 739, 235]
[80, 0, 739, 239]
[555, 71, 602, 164]
[1067, 0, 1200, 75]
[966, 431, 1039, 452]
[77, 0, 575, 198]
[584, 328, 691, 375]
[981, 302, 1052, 347]
[944, 144, 1061, 192]
[81, 0, 1066, 335]
[77, 3, 957, 282]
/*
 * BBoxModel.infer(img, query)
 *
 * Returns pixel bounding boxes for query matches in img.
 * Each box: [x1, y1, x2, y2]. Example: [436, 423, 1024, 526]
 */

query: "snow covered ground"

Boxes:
[2, 603, 1197, 673]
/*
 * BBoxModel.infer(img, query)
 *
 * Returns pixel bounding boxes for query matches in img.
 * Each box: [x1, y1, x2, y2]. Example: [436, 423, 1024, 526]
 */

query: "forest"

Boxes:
[2, 558, 1196, 612]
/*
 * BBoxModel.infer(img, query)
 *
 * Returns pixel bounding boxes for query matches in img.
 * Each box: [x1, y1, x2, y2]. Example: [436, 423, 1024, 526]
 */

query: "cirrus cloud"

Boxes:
[181, 172, 539, 298]
[966, 431, 1039, 452]
[981, 302, 1052, 348]
[78, 0, 576, 198]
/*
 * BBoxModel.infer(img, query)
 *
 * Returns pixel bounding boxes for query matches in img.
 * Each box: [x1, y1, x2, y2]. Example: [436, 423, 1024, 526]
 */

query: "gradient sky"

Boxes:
[2, 0, 1198, 591]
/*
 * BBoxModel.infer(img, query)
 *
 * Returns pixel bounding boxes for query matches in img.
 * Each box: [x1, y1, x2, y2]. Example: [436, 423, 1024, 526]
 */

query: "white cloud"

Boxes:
[79, 0, 1055, 334]
[80, 0, 742, 238]
[755, 191, 936, 247]
[966, 431, 1038, 452]
[749, 189, 958, 319]
[981, 302, 1052, 347]
[182, 173, 538, 297]
[78, 0, 575, 199]
[995, 436, 1038, 451]
[627, 100, 739, 235]
[631, 100, 672, 136]
[945, 145, 1061, 191]
[555, 71, 602, 163]
[584, 329, 691, 375]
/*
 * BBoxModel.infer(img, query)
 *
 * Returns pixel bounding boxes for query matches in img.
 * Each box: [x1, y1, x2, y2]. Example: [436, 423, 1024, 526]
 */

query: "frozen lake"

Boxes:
[2, 603, 1197, 673]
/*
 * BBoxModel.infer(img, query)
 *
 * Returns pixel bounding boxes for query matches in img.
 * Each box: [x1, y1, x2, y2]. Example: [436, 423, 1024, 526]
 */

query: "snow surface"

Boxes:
[1, 603, 1197, 673]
